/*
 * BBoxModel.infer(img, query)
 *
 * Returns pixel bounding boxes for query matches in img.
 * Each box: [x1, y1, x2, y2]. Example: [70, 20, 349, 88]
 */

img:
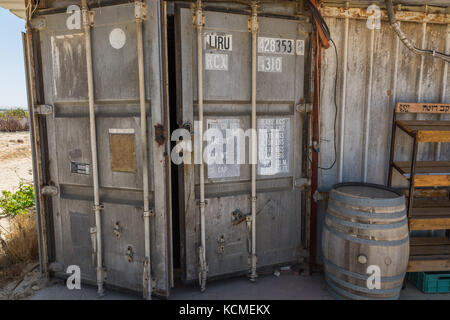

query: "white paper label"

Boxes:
[108, 128, 135, 134]
[258, 37, 295, 55]
[206, 119, 241, 179]
[205, 53, 228, 71]
[258, 56, 282, 73]
[258, 118, 290, 176]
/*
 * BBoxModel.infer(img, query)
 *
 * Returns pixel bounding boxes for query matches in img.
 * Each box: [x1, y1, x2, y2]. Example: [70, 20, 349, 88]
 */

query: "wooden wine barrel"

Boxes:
[322, 183, 409, 300]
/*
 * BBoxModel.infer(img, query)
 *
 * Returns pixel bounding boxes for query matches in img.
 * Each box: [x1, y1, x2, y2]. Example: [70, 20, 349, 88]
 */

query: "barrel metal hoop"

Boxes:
[325, 276, 400, 300]
[328, 201, 407, 220]
[326, 272, 403, 295]
[323, 258, 406, 282]
[324, 223, 409, 247]
[330, 183, 405, 207]
[326, 212, 408, 230]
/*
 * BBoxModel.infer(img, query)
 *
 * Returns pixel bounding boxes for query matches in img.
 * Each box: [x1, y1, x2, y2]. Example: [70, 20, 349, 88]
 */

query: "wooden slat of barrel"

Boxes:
[322, 183, 409, 300]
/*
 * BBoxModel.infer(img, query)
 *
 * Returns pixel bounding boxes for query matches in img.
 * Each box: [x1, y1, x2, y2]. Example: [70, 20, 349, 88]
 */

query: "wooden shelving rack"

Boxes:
[388, 102, 450, 272]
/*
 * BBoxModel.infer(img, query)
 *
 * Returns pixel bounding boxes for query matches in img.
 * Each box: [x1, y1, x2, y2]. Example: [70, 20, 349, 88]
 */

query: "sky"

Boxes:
[0, 7, 27, 109]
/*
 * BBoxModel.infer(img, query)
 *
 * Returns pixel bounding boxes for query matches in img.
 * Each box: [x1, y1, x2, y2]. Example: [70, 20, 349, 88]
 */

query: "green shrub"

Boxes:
[0, 108, 30, 132]
[0, 183, 35, 216]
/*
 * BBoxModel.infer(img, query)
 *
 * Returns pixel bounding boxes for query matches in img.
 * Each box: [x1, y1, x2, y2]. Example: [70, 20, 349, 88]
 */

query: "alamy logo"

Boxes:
[366, 4, 381, 30]
[366, 265, 381, 290]
[66, 265, 81, 290]
[66, 5, 81, 30]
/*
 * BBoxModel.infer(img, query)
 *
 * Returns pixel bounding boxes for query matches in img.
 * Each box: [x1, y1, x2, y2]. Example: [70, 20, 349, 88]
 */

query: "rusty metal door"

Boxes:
[176, 6, 309, 282]
[27, 1, 171, 296]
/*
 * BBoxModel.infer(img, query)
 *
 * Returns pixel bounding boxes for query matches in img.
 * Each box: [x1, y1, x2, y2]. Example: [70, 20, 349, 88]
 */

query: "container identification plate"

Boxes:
[258, 118, 290, 176]
[205, 53, 228, 71]
[258, 56, 282, 73]
[206, 119, 241, 179]
[71, 161, 90, 175]
[258, 37, 295, 55]
[204, 33, 232, 51]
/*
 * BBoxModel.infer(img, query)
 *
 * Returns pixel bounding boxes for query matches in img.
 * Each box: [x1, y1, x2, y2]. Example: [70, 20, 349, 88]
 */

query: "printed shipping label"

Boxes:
[257, 118, 290, 176]
[204, 33, 232, 51]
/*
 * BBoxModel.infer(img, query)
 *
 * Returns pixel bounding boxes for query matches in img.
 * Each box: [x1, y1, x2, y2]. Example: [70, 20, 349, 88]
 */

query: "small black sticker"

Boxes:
[71, 161, 90, 175]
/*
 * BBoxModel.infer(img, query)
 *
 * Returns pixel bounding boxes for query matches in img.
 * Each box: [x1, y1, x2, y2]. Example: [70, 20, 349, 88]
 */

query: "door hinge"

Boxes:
[294, 178, 311, 189]
[30, 18, 46, 30]
[35, 104, 53, 115]
[41, 185, 59, 196]
[135, 1, 147, 20]
[296, 103, 312, 113]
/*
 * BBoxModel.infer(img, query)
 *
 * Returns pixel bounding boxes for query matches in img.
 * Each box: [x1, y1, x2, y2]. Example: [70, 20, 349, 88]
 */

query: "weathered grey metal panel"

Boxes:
[176, 7, 309, 281]
[34, 1, 170, 295]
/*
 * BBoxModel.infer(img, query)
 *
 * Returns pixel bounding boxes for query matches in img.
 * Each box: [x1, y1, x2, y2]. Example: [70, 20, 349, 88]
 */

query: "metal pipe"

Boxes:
[363, 27, 375, 182]
[387, 22, 400, 185]
[22, 29, 44, 275]
[417, 22, 426, 104]
[435, 24, 450, 161]
[385, 0, 450, 63]
[195, 0, 207, 292]
[249, 1, 258, 282]
[81, 0, 104, 296]
[135, 0, 153, 300]
[338, 15, 349, 183]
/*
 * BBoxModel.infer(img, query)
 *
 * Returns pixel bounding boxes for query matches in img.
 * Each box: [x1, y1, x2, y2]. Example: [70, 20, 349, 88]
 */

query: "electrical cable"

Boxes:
[317, 38, 338, 171]
[305, 0, 338, 170]
[385, 0, 450, 63]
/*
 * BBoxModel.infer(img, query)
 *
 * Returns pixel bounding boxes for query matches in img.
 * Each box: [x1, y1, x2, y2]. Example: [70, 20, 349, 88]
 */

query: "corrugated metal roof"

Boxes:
[0, 0, 26, 19]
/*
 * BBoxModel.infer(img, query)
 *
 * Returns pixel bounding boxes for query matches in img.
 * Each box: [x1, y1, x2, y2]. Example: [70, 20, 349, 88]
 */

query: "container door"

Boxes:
[32, 2, 171, 296]
[176, 7, 308, 281]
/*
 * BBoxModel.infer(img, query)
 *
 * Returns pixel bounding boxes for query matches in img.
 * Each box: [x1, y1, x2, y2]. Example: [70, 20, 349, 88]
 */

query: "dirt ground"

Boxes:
[0, 131, 33, 194]
[0, 131, 41, 299]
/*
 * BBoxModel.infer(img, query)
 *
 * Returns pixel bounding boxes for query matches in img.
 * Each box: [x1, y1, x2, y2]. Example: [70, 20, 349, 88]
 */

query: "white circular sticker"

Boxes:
[109, 28, 126, 50]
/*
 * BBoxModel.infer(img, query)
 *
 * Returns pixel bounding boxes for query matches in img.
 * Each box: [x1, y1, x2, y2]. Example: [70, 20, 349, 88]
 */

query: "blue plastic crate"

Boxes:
[408, 272, 450, 293]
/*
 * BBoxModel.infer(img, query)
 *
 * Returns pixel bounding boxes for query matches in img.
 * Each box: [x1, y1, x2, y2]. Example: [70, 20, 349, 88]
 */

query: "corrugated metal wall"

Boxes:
[316, 12, 449, 263]
[319, 16, 449, 191]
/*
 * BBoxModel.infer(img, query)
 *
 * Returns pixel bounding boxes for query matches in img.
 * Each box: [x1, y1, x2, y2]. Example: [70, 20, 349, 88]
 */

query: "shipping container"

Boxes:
[23, 0, 172, 297]
[174, 2, 311, 283]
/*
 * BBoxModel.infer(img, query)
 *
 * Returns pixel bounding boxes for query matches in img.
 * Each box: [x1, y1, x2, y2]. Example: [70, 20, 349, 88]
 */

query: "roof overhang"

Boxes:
[0, 0, 26, 19]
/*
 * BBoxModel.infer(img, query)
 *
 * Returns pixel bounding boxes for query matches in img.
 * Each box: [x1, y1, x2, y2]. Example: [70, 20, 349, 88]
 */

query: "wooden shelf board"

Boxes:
[396, 120, 450, 142]
[409, 201, 450, 230]
[408, 237, 450, 272]
[413, 199, 450, 208]
[409, 217, 450, 230]
[410, 237, 450, 246]
[408, 258, 450, 272]
[393, 161, 450, 187]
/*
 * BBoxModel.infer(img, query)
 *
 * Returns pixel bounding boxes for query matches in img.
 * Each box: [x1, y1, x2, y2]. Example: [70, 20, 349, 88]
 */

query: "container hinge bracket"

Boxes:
[41, 185, 59, 196]
[35, 104, 53, 115]
[294, 178, 311, 189]
[143, 209, 155, 218]
[82, 7, 95, 28]
[192, 2, 205, 28]
[197, 200, 207, 208]
[135, 1, 147, 21]
[248, 3, 259, 33]
[30, 18, 46, 30]
[90, 227, 97, 265]
[313, 190, 324, 203]
[92, 204, 104, 212]
[296, 103, 312, 113]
